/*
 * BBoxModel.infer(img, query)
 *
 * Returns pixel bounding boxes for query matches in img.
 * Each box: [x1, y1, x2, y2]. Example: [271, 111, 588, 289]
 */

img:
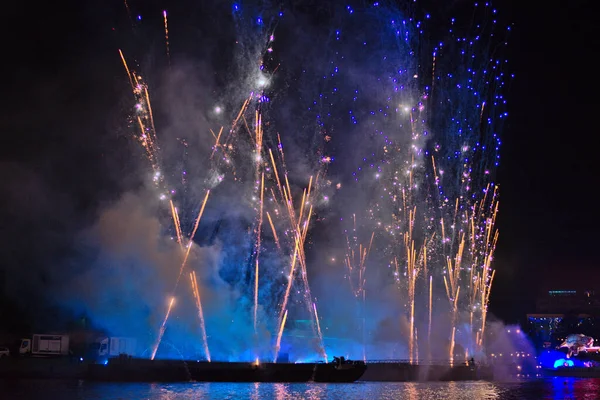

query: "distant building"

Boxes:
[535, 289, 600, 314]
[526, 289, 600, 349]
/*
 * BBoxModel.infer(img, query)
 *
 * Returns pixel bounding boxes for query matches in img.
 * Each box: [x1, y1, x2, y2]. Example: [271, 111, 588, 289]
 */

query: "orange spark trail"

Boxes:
[272, 182, 321, 361]
[266, 212, 280, 249]
[266, 139, 325, 360]
[268, 149, 283, 197]
[404, 208, 421, 364]
[444, 233, 464, 364]
[313, 303, 327, 361]
[220, 97, 251, 149]
[344, 227, 374, 361]
[210, 127, 224, 159]
[154, 190, 210, 355]
[255, 110, 263, 149]
[276, 133, 286, 165]
[273, 309, 288, 363]
[163, 11, 171, 64]
[143, 86, 158, 145]
[118, 49, 134, 89]
[150, 297, 175, 360]
[274, 239, 300, 360]
[169, 200, 184, 249]
[479, 101, 486, 125]
[344, 230, 374, 298]
[123, 0, 134, 26]
[136, 116, 158, 169]
[428, 275, 433, 360]
[449, 286, 460, 366]
[190, 271, 211, 361]
[254, 172, 265, 333]
[175, 190, 211, 286]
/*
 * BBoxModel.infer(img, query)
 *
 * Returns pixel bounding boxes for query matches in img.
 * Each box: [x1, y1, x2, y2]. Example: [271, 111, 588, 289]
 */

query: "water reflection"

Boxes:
[2, 379, 600, 399]
[405, 382, 418, 400]
[304, 383, 325, 399]
[273, 383, 287, 400]
[551, 377, 575, 400]
[251, 382, 260, 400]
[550, 377, 600, 400]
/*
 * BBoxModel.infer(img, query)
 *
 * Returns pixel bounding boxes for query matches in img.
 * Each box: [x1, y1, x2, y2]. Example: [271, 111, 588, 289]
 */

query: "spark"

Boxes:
[150, 297, 175, 360]
[163, 10, 170, 64]
[273, 309, 288, 363]
[190, 271, 211, 361]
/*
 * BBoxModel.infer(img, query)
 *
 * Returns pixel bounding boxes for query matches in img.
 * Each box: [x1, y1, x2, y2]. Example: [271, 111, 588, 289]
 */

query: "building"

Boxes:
[526, 289, 600, 349]
[535, 290, 600, 314]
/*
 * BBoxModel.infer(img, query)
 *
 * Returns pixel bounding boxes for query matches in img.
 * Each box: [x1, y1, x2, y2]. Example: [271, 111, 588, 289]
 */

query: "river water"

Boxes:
[1, 379, 599, 399]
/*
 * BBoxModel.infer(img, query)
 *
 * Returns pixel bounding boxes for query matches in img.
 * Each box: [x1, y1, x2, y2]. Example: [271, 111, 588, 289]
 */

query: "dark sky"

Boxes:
[1, 0, 596, 329]
[491, 0, 598, 322]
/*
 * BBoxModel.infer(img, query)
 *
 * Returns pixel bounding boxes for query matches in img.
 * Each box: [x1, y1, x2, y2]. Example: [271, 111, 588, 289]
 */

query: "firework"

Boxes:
[302, 2, 509, 361]
[190, 271, 211, 361]
[150, 297, 175, 360]
[163, 11, 171, 64]
[114, 1, 509, 363]
[344, 219, 374, 361]
[119, 12, 329, 360]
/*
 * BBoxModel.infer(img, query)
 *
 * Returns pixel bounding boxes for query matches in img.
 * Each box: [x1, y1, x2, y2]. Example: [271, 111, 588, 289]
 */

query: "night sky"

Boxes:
[1, 0, 596, 333]
[491, 0, 597, 322]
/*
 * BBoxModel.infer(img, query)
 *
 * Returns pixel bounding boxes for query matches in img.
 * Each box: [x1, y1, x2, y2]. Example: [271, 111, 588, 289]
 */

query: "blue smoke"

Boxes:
[55, 1, 511, 364]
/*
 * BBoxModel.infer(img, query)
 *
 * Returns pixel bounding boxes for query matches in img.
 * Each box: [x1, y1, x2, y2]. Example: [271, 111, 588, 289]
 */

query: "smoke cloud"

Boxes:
[1, 0, 516, 366]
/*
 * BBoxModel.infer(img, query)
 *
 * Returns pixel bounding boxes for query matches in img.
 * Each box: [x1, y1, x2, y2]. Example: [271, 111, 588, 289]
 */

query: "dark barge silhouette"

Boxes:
[86, 355, 367, 383]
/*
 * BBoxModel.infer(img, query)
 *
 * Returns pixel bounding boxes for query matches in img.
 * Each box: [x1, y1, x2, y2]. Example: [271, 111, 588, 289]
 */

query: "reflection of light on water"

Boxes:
[271, 383, 325, 400]
[274, 383, 287, 400]
[250, 382, 259, 400]
[405, 382, 418, 400]
[13, 381, 600, 398]
[447, 381, 459, 398]
[304, 384, 325, 399]
[571, 378, 600, 400]
[552, 377, 576, 400]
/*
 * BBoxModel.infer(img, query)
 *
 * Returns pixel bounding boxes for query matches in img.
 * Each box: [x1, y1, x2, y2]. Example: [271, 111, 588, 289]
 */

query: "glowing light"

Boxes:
[257, 76, 269, 88]
[163, 10, 170, 62]
[554, 359, 574, 369]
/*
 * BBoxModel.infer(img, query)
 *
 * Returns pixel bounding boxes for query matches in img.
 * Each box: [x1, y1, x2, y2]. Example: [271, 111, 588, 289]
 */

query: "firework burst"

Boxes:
[112, 1, 510, 363]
